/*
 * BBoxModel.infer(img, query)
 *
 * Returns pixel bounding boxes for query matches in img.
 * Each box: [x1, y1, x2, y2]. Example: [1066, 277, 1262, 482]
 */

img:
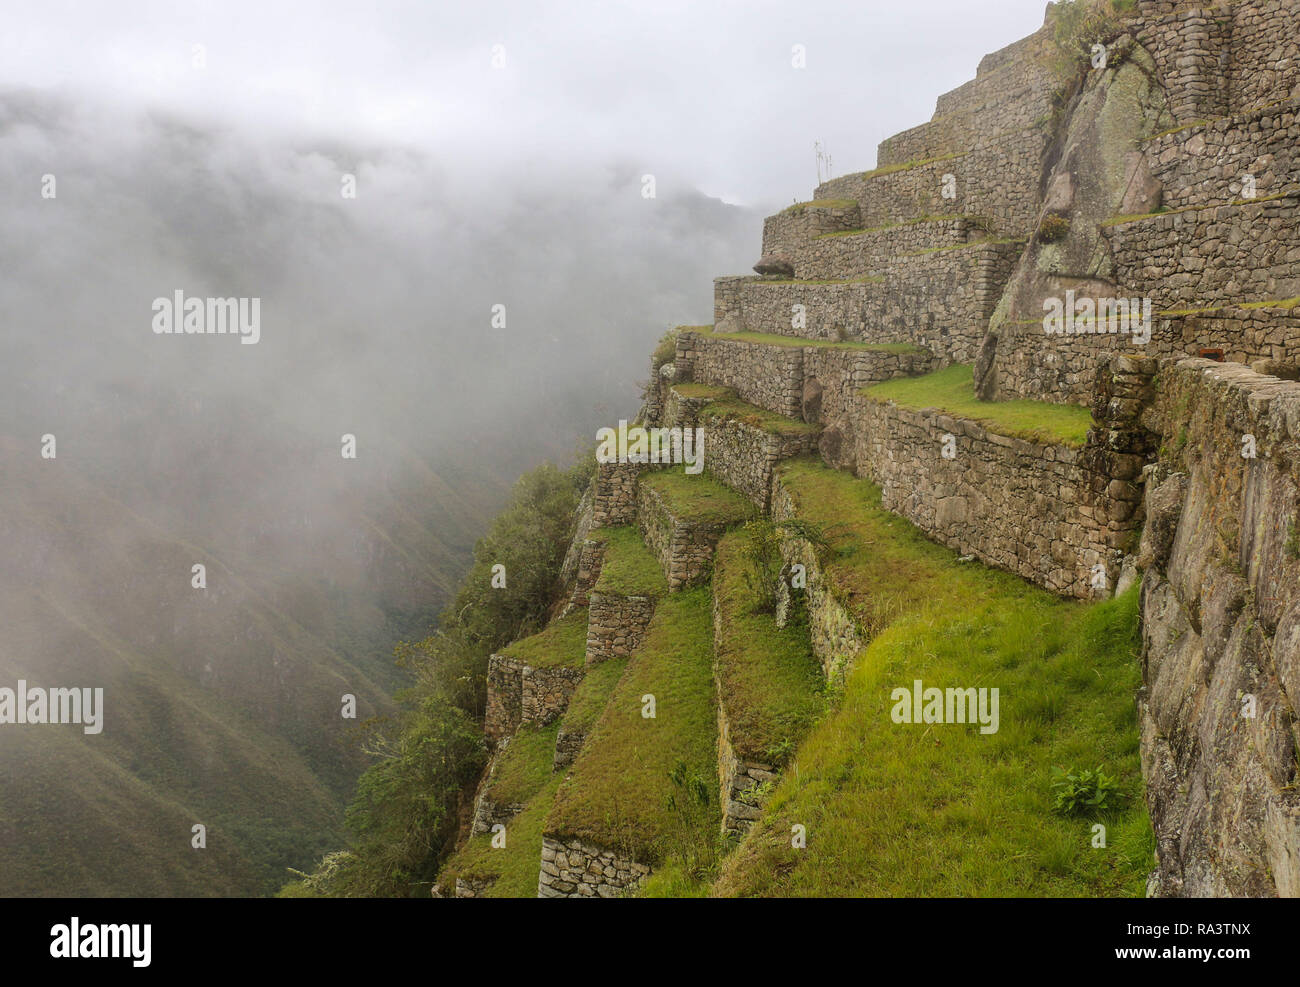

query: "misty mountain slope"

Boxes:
[0, 88, 760, 895]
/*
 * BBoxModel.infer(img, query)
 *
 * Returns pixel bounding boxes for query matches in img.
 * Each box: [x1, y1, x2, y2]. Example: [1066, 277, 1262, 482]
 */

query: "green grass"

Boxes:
[486, 724, 561, 807]
[591, 526, 669, 598]
[498, 608, 588, 669]
[847, 151, 967, 182]
[1241, 297, 1300, 311]
[713, 530, 825, 764]
[544, 588, 719, 862]
[436, 775, 563, 897]
[703, 460, 1152, 897]
[560, 656, 629, 739]
[864, 364, 1094, 446]
[1101, 189, 1296, 227]
[707, 329, 925, 354]
[699, 396, 820, 438]
[638, 470, 754, 527]
[671, 383, 733, 401]
[815, 214, 969, 239]
[903, 237, 1024, 257]
[436, 723, 561, 897]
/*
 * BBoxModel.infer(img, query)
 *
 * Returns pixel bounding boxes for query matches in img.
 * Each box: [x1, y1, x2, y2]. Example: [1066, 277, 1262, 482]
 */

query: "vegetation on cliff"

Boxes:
[280, 458, 589, 897]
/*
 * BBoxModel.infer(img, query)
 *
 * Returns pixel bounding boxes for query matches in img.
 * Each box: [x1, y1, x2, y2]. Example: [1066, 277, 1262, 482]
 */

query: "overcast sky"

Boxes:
[3, 0, 1051, 207]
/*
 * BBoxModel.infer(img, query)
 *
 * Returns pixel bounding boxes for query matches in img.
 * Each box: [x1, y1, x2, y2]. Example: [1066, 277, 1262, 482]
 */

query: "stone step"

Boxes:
[673, 328, 937, 424]
[1103, 191, 1300, 312]
[634, 470, 752, 590]
[764, 215, 990, 282]
[715, 237, 1021, 363]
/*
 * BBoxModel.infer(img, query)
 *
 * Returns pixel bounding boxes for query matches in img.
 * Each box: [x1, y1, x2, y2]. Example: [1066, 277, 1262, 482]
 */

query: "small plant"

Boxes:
[664, 760, 718, 878]
[1036, 213, 1071, 244]
[1051, 765, 1122, 815]
[741, 518, 836, 614]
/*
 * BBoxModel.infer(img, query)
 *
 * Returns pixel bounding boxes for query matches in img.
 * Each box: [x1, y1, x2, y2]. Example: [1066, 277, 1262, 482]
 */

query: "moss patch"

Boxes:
[864, 364, 1093, 447]
[699, 396, 821, 439]
[671, 383, 733, 401]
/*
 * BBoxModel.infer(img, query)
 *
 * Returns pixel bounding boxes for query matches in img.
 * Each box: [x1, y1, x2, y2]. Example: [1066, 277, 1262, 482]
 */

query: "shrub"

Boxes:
[1051, 765, 1122, 815]
[1036, 213, 1071, 244]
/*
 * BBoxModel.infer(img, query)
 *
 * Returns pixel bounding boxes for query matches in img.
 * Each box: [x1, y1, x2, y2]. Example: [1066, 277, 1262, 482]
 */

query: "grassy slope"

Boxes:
[865, 363, 1094, 446]
[545, 588, 719, 862]
[637, 470, 753, 527]
[499, 608, 588, 669]
[591, 526, 668, 598]
[709, 459, 1152, 897]
[436, 656, 632, 897]
[713, 529, 825, 765]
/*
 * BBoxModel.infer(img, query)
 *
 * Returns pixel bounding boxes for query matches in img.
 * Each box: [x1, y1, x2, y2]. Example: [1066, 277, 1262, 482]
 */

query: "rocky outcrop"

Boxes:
[1137, 358, 1300, 896]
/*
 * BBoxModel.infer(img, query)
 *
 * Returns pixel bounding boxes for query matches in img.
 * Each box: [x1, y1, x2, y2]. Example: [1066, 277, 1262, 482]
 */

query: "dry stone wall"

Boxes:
[591, 462, 642, 527]
[484, 655, 585, 743]
[1105, 194, 1300, 311]
[761, 202, 862, 259]
[676, 332, 938, 424]
[780, 217, 975, 282]
[713, 241, 1019, 363]
[635, 479, 733, 589]
[585, 590, 656, 665]
[1141, 96, 1300, 213]
[845, 358, 1155, 598]
[701, 414, 819, 511]
[1137, 358, 1300, 896]
[537, 837, 649, 898]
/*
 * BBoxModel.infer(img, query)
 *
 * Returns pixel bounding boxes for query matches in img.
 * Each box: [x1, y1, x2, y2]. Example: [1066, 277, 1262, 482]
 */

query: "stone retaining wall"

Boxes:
[635, 479, 730, 589]
[1141, 97, 1300, 213]
[816, 128, 1049, 237]
[485, 655, 586, 743]
[538, 836, 649, 898]
[770, 476, 868, 680]
[552, 728, 586, 771]
[761, 201, 862, 259]
[702, 414, 820, 511]
[677, 332, 938, 423]
[585, 590, 656, 665]
[713, 241, 1019, 363]
[841, 357, 1156, 599]
[1137, 357, 1300, 897]
[783, 217, 975, 281]
[1105, 194, 1300, 312]
[592, 462, 642, 527]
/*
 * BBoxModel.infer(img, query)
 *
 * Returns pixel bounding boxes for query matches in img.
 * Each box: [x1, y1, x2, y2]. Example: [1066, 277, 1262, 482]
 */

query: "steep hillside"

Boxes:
[307, 0, 1300, 898]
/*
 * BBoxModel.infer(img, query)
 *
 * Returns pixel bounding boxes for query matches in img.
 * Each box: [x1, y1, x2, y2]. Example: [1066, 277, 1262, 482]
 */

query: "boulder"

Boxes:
[753, 254, 795, 277]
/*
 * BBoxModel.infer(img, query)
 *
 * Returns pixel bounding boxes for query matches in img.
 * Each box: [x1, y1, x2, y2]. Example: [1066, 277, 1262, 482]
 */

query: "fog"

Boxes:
[0, 0, 1051, 894]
